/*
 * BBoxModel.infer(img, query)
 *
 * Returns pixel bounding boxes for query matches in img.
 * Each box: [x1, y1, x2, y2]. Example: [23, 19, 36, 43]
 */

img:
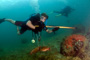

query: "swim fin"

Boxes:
[0, 18, 5, 24]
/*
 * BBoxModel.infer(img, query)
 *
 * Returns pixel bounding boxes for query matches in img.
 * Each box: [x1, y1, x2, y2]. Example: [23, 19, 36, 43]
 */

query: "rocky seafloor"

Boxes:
[0, 26, 90, 60]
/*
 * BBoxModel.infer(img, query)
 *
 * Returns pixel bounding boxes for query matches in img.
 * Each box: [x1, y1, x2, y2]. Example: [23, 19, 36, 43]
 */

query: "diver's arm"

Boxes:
[26, 20, 35, 29]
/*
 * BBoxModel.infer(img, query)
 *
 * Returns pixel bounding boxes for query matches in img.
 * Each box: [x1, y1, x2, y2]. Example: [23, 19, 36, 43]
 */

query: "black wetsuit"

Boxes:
[15, 13, 47, 34]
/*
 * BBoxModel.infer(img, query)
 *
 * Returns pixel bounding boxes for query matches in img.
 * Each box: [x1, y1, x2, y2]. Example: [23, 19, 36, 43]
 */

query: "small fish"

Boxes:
[30, 46, 50, 55]
[30, 47, 40, 55]
[40, 46, 50, 52]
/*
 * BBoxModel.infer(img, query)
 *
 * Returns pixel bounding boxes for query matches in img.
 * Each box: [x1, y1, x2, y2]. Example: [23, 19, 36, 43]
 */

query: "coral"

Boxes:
[64, 34, 86, 48]
[60, 34, 88, 59]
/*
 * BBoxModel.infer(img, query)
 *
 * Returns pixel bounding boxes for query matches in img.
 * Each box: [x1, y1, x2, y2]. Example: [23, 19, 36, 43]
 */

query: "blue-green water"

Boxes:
[0, 0, 90, 60]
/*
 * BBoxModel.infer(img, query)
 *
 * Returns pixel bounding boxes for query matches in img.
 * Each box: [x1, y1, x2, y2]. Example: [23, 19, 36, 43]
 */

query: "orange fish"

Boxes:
[40, 46, 50, 52]
[30, 46, 50, 55]
[30, 47, 40, 55]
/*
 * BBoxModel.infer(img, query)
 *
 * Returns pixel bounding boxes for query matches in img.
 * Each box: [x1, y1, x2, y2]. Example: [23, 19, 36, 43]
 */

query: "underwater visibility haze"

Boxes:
[0, 0, 90, 60]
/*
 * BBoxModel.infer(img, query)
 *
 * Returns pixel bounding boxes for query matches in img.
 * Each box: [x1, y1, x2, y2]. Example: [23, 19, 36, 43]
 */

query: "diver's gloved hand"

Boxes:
[52, 27, 59, 32]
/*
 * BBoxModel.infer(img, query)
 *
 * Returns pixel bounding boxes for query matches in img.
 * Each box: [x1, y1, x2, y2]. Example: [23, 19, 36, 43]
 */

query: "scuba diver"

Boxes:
[0, 13, 59, 45]
[50, 6, 75, 17]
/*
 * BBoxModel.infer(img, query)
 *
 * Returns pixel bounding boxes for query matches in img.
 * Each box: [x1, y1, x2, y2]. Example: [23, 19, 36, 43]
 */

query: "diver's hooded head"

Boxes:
[40, 13, 48, 23]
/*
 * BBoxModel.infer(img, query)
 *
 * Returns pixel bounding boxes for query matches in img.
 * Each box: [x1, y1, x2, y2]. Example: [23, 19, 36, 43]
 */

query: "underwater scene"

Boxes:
[0, 0, 90, 60]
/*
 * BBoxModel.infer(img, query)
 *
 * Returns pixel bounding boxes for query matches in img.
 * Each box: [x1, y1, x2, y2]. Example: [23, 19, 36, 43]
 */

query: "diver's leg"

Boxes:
[5, 19, 25, 35]
[5, 19, 16, 24]
[17, 27, 27, 35]
[5, 19, 24, 26]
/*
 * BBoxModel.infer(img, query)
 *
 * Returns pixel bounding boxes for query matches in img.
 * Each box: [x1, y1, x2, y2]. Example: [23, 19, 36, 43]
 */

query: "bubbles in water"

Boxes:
[0, 0, 26, 9]
[30, 0, 40, 13]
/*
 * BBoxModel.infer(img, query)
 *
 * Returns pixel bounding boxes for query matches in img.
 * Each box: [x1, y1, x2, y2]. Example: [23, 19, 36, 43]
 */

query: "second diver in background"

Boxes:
[50, 6, 75, 17]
